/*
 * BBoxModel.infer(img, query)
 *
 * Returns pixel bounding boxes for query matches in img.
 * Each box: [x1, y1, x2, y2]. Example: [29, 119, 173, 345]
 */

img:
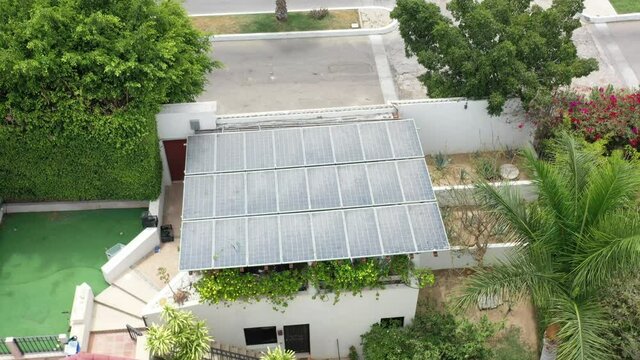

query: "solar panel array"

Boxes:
[180, 120, 449, 271]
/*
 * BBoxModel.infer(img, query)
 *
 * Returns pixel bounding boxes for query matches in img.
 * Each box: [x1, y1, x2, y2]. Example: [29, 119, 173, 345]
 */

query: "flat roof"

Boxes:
[179, 119, 449, 271]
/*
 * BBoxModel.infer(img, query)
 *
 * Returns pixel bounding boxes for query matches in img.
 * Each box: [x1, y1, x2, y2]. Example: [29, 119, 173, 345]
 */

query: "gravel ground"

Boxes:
[359, 8, 391, 28]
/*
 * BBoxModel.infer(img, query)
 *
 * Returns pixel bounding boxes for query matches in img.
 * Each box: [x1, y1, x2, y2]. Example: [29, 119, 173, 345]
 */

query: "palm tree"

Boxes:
[146, 305, 212, 360]
[275, 0, 287, 22]
[261, 346, 296, 360]
[456, 133, 640, 360]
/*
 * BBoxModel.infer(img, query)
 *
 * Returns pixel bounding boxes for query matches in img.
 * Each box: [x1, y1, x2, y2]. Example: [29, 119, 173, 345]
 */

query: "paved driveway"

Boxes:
[603, 21, 640, 86]
[201, 37, 384, 114]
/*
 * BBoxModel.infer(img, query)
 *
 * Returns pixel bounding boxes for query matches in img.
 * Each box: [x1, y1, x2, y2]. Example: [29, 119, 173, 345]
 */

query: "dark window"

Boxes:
[244, 327, 277, 345]
[380, 317, 404, 327]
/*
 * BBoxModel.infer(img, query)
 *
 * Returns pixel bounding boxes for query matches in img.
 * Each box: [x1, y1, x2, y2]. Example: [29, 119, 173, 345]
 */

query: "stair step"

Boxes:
[95, 286, 147, 318]
[113, 270, 160, 303]
[91, 303, 145, 332]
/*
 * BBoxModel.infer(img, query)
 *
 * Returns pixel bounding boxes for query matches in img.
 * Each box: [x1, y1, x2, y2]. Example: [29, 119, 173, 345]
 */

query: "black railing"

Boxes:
[126, 324, 144, 342]
[207, 347, 259, 360]
[0, 338, 11, 355]
[13, 335, 62, 354]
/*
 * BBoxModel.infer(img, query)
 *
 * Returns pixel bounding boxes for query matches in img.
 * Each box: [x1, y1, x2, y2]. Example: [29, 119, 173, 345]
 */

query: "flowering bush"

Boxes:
[531, 87, 640, 156]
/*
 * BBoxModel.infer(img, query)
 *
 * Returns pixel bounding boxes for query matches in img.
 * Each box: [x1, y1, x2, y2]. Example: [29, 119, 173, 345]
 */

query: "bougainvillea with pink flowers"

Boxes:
[532, 87, 640, 156]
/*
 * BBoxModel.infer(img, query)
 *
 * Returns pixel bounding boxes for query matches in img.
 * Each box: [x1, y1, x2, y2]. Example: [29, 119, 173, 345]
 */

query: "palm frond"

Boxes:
[553, 296, 612, 360]
[521, 146, 575, 237]
[570, 212, 640, 293]
[581, 155, 640, 233]
[455, 252, 563, 311]
[475, 180, 539, 245]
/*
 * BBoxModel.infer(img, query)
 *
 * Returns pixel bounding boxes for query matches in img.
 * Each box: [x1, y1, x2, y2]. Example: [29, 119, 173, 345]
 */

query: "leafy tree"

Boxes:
[390, 0, 598, 115]
[146, 305, 212, 360]
[0, 0, 217, 201]
[261, 347, 296, 360]
[275, 0, 288, 22]
[456, 134, 640, 359]
[361, 305, 498, 359]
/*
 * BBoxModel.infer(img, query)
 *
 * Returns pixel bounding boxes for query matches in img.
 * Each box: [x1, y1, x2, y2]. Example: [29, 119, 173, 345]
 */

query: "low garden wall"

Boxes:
[3, 200, 148, 214]
[68, 284, 94, 351]
[416, 243, 518, 270]
[433, 180, 537, 206]
[101, 227, 160, 284]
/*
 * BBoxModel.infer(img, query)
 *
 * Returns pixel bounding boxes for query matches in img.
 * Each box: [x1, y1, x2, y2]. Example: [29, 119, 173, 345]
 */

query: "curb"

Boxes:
[192, 7, 398, 42]
[582, 12, 640, 23]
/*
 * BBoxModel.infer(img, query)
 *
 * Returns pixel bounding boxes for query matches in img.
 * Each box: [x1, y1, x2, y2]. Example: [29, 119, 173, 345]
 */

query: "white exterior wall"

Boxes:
[394, 99, 534, 155]
[156, 101, 217, 140]
[144, 282, 418, 359]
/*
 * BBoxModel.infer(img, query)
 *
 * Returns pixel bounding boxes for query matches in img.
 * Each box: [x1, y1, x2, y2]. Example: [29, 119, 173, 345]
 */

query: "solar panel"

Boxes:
[216, 133, 245, 172]
[247, 216, 281, 265]
[407, 203, 449, 251]
[180, 221, 214, 270]
[277, 168, 309, 212]
[312, 211, 349, 261]
[215, 173, 245, 217]
[214, 218, 247, 268]
[387, 120, 423, 158]
[179, 120, 450, 271]
[246, 171, 277, 214]
[344, 208, 383, 258]
[307, 167, 341, 209]
[397, 159, 435, 201]
[280, 214, 314, 263]
[303, 127, 334, 165]
[376, 206, 417, 254]
[359, 122, 393, 160]
[337, 164, 372, 206]
[245, 131, 275, 170]
[330, 124, 364, 163]
[274, 128, 305, 167]
[185, 134, 216, 174]
[366, 162, 404, 204]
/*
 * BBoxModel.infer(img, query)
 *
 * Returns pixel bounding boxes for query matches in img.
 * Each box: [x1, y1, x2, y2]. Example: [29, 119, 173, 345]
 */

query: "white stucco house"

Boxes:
[142, 112, 451, 359]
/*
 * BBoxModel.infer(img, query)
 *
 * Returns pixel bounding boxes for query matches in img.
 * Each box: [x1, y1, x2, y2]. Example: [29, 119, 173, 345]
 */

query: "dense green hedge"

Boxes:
[0, 0, 215, 201]
[0, 111, 162, 201]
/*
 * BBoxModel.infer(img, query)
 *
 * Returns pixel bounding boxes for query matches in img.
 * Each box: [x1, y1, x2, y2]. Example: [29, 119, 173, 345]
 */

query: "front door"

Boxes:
[284, 324, 310, 354]
[163, 139, 186, 181]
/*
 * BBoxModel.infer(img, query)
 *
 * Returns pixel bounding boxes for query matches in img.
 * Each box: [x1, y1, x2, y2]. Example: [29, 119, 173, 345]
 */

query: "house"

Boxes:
[142, 117, 450, 358]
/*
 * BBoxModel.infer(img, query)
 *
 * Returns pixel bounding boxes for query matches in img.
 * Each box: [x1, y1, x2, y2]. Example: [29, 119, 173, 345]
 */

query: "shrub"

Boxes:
[308, 8, 329, 20]
[600, 276, 640, 359]
[195, 256, 434, 308]
[473, 155, 500, 181]
[348, 345, 359, 360]
[530, 87, 640, 157]
[361, 305, 498, 360]
[146, 306, 212, 360]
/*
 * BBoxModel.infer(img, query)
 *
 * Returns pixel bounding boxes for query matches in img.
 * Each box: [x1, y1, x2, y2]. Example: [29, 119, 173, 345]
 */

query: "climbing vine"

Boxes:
[195, 255, 435, 309]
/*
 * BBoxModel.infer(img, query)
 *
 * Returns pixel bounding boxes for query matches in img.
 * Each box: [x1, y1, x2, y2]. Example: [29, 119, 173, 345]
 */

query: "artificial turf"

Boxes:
[0, 209, 144, 337]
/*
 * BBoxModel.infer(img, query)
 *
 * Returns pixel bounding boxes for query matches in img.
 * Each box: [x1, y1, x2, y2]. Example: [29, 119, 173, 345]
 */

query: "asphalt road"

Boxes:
[200, 37, 385, 114]
[184, 0, 395, 14]
[590, 21, 640, 87]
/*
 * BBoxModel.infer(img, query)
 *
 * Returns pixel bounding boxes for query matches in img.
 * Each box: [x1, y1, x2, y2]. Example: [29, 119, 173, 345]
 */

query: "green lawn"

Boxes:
[191, 10, 360, 34]
[609, 0, 640, 13]
[0, 209, 144, 337]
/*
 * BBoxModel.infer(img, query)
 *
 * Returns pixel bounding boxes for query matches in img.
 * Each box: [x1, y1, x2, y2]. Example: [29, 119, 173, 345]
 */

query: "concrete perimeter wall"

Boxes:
[4, 200, 147, 214]
[393, 98, 534, 155]
[144, 275, 418, 359]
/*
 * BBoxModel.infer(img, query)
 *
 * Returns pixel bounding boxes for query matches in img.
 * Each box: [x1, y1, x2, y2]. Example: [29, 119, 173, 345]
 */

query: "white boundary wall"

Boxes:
[69, 283, 94, 350]
[143, 273, 418, 359]
[393, 99, 534, 155]
[156, 101, 217, 140]
[434, 180, 538, 206]
[101, 227, 160, 283]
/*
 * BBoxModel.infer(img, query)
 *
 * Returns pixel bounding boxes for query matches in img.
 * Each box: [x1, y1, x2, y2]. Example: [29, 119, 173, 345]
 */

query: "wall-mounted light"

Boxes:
[464, 101, 468, 110]
[190, 119, 201, 131]
[433, 251, 439, 257]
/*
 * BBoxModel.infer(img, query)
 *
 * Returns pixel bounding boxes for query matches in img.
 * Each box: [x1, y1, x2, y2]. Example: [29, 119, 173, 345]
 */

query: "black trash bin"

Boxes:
[141, 211, 158, 228]
[160, 224, 174, 243]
